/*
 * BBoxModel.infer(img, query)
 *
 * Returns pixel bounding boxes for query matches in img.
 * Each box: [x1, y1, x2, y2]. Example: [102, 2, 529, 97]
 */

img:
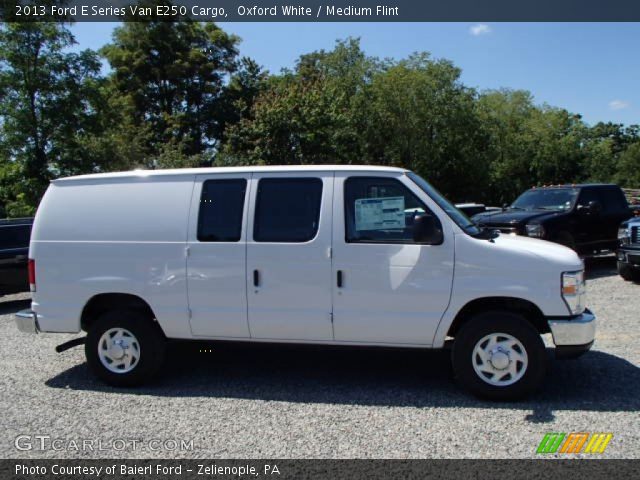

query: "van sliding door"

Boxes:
[186, 173, 251, 338]
[246, 172, 334, 341]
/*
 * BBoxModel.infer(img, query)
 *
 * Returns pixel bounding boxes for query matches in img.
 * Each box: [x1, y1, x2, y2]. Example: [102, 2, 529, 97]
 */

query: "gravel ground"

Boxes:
[0, 256, 638, 459]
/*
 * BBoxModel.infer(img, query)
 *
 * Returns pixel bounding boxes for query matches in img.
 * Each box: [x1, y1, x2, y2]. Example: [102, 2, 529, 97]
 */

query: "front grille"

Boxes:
[632, 226, 639, 245]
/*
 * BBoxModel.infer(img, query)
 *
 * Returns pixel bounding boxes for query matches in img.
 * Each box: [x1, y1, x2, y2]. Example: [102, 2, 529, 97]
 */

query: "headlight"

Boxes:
[562, 271, 586, 315]
[618, 226, 629, 244]
[526, 223, 545, 238]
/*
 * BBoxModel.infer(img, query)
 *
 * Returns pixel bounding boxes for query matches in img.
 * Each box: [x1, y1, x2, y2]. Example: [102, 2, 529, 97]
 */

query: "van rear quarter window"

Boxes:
[253, 178, 323, 243]
[197, 179, 247, 242]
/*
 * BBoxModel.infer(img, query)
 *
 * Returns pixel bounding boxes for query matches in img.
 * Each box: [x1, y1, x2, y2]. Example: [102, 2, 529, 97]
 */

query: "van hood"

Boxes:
[491, 232, 583, 269]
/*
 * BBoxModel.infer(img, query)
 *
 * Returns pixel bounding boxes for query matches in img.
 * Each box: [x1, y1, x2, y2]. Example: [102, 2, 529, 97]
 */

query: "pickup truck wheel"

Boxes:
[618, 261, 640, 281]
[452, 311, 547, 400]
[85, 310, 165, 387]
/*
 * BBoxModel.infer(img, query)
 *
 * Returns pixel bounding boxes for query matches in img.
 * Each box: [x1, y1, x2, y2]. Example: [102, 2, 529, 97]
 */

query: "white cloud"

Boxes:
[609, 100, 630, 111]
[470, 24, 492, 36]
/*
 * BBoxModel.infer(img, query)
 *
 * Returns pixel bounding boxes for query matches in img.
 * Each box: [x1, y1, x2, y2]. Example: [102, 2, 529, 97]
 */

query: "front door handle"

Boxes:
[253, 269, 260, 287]
[337, 270, 343, 288]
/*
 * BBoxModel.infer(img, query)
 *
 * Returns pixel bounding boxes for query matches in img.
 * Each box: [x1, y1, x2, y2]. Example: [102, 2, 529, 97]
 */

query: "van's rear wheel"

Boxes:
[452, 311, 547, 400]
[85, 310, 165, 387]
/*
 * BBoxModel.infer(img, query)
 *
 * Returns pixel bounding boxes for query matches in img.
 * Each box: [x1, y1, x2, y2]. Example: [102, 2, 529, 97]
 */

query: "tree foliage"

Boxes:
[1, 28, 640, 217]
[0, 21, 103, 209]
[101, 14, 241, 164]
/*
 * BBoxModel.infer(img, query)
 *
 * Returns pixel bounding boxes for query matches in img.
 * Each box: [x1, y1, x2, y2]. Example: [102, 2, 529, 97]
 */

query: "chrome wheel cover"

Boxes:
[472, 333, 528, 387]
[97, 328, 141, 374]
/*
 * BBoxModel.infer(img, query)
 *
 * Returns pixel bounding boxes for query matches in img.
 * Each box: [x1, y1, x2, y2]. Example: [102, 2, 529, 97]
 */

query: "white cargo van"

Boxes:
[16, 166, 595, 399]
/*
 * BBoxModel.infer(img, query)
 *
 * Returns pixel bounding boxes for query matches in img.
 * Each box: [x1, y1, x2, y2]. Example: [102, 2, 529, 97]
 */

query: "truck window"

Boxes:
[344, 176, 440, 244]
[197, 179, 247, 242]
[600, 186, 629, 213]
[253, 178, 323, 243]
[577, 188, 601, 208]
[0, 224, 31, 250]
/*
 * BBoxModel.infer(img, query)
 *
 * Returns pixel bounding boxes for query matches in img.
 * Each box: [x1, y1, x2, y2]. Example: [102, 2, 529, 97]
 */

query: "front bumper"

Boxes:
[617, 247, 640, 267]
[15, 309, 39, 334]
[548, 308, 596, 358]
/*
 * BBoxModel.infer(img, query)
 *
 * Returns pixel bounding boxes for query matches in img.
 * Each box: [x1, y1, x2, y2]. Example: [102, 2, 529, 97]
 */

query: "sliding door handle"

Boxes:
[253, 269, 260, 287]
[337, 270, 343, 288]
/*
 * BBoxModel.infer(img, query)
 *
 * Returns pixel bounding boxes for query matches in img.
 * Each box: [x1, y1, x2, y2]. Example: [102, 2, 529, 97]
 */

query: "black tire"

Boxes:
[618, 261, 640, 282]
[85, 309, 166, 387]
[452, 311, 547, 401]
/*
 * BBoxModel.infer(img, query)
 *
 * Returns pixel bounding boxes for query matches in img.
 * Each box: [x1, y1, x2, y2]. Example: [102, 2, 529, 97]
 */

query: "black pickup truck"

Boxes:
[472, 184, 632, 254]
[0, 218, 33, 295]
[617, 217, 640, 281]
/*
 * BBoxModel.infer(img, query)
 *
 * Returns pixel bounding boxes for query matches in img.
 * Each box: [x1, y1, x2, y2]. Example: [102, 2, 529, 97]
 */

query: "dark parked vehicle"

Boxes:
[617, 218, 640, 281]
[0, 218, 33, 295]
[472, 184, 632, 254]
[455, 203, 501, 217]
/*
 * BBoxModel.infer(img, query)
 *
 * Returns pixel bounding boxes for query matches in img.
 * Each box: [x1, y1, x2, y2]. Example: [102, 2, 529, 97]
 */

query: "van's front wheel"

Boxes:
[85, 310, 166, 387]
[452, 311, 547, 400]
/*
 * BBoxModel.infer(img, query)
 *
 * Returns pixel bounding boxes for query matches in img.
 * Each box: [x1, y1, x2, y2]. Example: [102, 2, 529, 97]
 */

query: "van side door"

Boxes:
[246, 172, 334, 341]
[331, 172, 455, 345]
[186, 174, 251, 338]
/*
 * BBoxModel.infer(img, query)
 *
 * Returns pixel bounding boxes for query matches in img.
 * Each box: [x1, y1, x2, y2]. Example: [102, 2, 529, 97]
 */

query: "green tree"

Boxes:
[477, 89, 586, 204]
[583, 122, 639, 183]
[616, 141, 640, 188]
[224, 41, 490, 202]
[0, 21, 102, 208]
[101, 9, 242, 165]
[222, 38, 375, 166]
[360, 53, 489, 202]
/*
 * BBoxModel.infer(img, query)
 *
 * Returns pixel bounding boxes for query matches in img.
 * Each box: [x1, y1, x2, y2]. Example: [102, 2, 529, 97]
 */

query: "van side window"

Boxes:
[254, 178, 323, 243]
[344, 176, 439, 244]
[198, 179, 247, 242]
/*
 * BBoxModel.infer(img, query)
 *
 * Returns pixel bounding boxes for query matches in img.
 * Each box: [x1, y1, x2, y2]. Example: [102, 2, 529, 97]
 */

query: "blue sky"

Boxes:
[71, 22, 640, 126]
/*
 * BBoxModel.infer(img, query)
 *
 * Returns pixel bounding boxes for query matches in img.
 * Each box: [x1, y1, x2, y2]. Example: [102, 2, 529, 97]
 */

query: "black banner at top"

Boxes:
[2, 0, 640, 22]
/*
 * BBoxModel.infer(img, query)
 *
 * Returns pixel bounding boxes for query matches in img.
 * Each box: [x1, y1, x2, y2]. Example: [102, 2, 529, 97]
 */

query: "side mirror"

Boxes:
[502, 203, 509, 211]
[413, 214, 444, 244]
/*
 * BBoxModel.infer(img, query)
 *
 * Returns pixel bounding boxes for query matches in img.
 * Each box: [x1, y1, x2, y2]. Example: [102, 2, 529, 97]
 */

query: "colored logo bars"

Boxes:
[537, 433, 613, 454]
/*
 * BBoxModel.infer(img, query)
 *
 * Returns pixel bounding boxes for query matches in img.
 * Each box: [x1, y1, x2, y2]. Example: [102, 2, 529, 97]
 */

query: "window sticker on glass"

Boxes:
[355, 196, 405, 231]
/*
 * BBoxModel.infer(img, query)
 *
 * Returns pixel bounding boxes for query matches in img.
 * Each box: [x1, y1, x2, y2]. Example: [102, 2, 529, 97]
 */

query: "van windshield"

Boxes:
[406, 172, 481, 236]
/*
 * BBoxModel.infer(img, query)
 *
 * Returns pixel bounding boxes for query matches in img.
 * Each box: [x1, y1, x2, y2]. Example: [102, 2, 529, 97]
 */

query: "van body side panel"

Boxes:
[30, 177, 195, 337]
[431, 232, 584, 348]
